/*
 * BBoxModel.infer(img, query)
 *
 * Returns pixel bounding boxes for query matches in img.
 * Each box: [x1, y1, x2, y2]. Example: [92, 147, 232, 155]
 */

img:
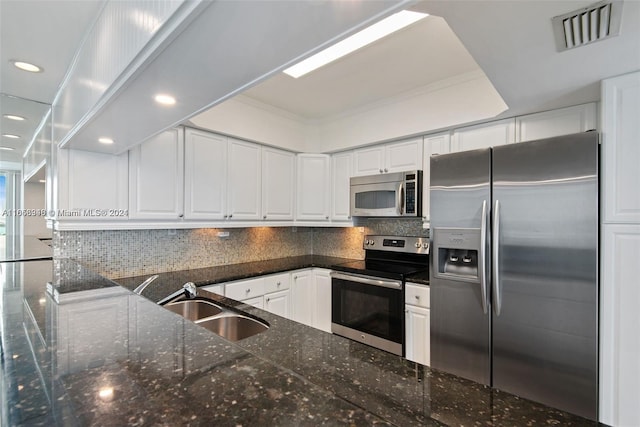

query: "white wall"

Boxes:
[23, 182, 49, 238]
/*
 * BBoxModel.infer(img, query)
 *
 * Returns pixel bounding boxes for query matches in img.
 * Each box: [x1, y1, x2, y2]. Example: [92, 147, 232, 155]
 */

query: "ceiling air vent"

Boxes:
[552, 0, 623, 51]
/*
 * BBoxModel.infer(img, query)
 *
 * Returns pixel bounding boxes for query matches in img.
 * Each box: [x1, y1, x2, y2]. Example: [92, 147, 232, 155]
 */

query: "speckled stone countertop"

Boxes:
[116, 255, 362, 301]
[1, 259, 603, 426]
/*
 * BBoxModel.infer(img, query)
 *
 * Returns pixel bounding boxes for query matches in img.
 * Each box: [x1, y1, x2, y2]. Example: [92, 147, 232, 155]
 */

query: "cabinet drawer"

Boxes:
[264, 273, 290, 293]
[225, 277, 265, 301]
[405, 283, 430, 308]
[201, 284, 224, 296]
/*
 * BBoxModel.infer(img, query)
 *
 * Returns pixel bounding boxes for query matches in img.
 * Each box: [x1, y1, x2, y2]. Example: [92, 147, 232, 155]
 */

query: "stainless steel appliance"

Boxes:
[350, 170, 422, 217]
[430, 132, 599, 420]
[331, 235, 429, 355]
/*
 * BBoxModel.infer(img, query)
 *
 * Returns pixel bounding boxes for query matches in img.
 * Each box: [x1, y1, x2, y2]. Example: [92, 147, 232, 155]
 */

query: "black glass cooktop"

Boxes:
[331, 260, 427, 281]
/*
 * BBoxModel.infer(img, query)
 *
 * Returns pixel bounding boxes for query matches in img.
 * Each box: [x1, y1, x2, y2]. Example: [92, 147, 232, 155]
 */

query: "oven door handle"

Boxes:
[330, 272, 403, 290]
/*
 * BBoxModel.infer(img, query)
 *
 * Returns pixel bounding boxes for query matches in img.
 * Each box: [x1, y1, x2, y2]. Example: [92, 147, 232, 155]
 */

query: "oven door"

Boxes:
[330, 272, 404, 355]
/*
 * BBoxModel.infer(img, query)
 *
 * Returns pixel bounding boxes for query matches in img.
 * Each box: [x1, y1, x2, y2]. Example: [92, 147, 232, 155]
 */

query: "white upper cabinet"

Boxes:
[58, 149, 128, 220]
[129, 128, 184, 219]
[331, 151, 352, 221]
[422, 132, 451, 222]
[515, 103, 597, 142]
[353, 138, 423, 176]
[602, 72, 640, 223]
[262, 147, 295, 221]
[184, 128, 227, 220]
[451, 118, 516, 153]
[296, 154, 330, 221]
[227, 138, 262, 220]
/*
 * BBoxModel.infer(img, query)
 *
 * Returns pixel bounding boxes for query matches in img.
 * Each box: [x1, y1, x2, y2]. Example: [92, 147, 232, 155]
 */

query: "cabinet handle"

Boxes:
[263, 215, 267, 219]
[277, 282, 281, 287]
[415, 295, 420, 300]
[266, 298, 270, 302]
[229, 214, 233, 219]
[379, 169, 383, 173]
[246, 289, 250, 293]
[224, 215, 228, 219]
[293, 276, 298, 280]
[178, 214, 184, 218]
[384, 168, 388, 173]
[325, 216, 329, 220]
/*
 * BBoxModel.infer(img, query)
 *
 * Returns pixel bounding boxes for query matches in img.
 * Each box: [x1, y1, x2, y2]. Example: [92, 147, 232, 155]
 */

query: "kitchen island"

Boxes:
[1, 258, 601, 426]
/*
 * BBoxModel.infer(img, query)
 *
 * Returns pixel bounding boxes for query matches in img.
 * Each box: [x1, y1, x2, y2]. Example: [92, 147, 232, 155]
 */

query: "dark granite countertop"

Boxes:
[115, 255, 360, 301]
[1, 259, 601, 426]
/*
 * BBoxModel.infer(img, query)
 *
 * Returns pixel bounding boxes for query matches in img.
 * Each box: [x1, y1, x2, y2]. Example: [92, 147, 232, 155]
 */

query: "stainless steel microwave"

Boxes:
[350, 170, 422, 217]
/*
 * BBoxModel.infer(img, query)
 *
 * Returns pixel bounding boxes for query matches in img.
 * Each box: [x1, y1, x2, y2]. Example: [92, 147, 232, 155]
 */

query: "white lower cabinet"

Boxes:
[404, 282, 430, 366]
[263, 289, 290, 318]
[290, 269, 315, 326]
[221, 273, 291, 317]
[289, 268, 332, 332]
[313, 269, 332, 333]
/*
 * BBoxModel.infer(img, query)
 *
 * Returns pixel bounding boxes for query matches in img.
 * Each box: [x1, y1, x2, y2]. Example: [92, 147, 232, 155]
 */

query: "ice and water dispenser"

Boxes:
[432, 228, 482, 283]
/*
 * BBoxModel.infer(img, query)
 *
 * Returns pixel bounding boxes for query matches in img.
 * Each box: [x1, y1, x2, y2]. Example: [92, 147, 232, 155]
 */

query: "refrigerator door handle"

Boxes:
[479, 199, 488, 314]
[493, 199, 502, 316]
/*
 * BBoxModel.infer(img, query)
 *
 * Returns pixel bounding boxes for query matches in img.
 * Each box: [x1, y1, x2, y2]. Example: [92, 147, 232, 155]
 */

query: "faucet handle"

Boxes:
[183, 282, 197, 299]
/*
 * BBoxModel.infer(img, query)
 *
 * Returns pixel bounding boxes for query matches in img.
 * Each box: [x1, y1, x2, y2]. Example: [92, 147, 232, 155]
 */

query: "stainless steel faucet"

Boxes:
[157, 282, 197, 305]
[133, 274, 159, 295]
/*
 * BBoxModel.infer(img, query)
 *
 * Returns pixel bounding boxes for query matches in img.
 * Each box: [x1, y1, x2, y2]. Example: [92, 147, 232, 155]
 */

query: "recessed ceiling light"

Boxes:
[11, 60, 43, 73]
[98, 137, 114, 144]
[154, 94, 176, 105]
[3, 114, 26, 121]
[2, 134, 20, 139]
[0, 147, 15, 151]
[283, 10, 428, 78]
[38, 179, 46, 183]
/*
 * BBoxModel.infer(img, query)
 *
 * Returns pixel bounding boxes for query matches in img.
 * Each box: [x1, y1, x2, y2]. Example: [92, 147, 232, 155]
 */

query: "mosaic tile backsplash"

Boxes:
[54, 219, 427, 279]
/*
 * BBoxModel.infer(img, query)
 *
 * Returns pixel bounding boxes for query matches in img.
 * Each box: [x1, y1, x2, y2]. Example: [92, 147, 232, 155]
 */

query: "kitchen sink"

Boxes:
[196, 314, 269, 341]
[165, 299, 224, 320]
[164, 298, 269, 341]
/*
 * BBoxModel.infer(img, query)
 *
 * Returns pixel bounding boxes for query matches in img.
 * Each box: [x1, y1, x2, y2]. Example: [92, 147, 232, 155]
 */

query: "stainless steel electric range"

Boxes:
[330, 235, 429, 355]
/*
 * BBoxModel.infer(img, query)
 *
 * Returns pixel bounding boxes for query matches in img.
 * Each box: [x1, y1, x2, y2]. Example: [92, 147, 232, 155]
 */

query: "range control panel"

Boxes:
[363, 235, 429, 254]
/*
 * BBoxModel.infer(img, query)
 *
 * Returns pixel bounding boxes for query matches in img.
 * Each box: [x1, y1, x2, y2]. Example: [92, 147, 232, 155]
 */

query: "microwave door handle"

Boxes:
[398, 182, 404, 215]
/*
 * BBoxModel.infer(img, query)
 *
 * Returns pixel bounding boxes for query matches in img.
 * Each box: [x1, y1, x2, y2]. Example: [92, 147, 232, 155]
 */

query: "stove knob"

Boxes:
[364, 240, 369, 246]
[422, 243, 430, 249]
[369, 240, 375, 246]
[415, 242, 421, 248]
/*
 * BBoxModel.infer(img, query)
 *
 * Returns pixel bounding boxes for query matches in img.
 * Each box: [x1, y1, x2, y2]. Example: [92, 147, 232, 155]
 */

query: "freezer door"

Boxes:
[491, 132, 598, 420]
[430, 148, 491, 385]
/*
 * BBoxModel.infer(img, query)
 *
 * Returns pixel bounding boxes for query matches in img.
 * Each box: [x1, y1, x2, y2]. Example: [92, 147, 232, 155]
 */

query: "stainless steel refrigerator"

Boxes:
[429, 132, 598, 420]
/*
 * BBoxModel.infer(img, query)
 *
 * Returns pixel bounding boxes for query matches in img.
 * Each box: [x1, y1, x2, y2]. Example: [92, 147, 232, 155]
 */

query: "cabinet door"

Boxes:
[227, 138, 261, 220]
[313, 269, 332, 333]
[353, 146, 385, 176]
[262, 147, 295, 221]
[242, 296, 265, 309]
[64, 149, 128, 219]
[184, 129, 227, 220]
[225, 277, 265, 301]
[451, 118, 515, 153]
[405, 304, 430, 366]
[422, 133, 451, 222]
[602, 72, 640, 223]
[331, 151, 352, 221]
[264, 289, 290, 319]
[600, 224, 640, 426]
[296, 154, 330, 221]
[129, 128, 184, 219]
[385, 138, 423, 173]
[515, 103, 597, 143]
[290, 270, 314, 327]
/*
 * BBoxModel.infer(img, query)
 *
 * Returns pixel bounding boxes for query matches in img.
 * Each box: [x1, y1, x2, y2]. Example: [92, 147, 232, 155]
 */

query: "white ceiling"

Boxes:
[1, 0, 639, 160]
[0, 0, 102, 164]
[242, 15, 481, 120]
